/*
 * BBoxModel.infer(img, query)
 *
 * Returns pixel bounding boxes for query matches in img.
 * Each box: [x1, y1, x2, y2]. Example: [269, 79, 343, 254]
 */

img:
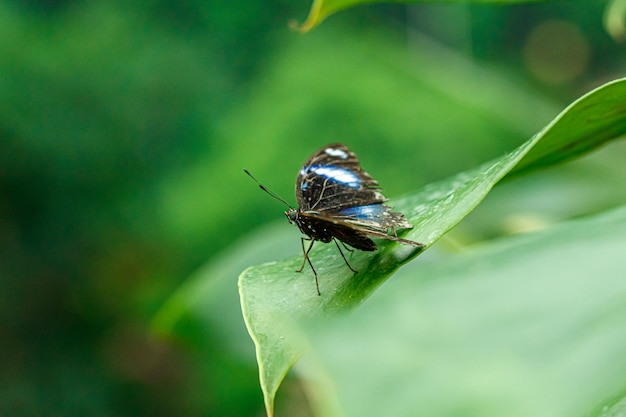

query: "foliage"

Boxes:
[2, 0, 625, 416]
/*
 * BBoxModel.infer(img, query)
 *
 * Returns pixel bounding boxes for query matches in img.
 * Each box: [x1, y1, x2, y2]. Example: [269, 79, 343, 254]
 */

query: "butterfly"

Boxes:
[245, 143, 423, 295]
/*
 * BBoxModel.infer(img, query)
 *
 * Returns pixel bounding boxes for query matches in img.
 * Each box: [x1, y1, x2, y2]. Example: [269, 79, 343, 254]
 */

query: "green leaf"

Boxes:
[294, 0, 563, 32]
[239, 78, 626, 416]
[298, 205, 626, 417]
[597, 395, 626, 417]
[508, 78, 626, 177]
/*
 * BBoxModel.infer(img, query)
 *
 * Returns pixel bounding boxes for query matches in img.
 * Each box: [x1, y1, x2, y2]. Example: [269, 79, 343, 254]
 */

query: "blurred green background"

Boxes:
[1, 0, 624, 415]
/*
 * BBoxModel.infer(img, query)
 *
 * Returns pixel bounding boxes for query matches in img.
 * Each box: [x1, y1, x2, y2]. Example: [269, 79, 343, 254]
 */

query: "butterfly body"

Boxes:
[286, 208, 378, 251]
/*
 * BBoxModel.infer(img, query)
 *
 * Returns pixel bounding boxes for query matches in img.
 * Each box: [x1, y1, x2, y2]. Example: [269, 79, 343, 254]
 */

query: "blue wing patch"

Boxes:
[338, 203, 387, 219]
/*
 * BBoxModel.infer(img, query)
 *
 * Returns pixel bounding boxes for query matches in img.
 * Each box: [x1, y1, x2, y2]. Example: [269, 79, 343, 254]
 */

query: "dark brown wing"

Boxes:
[295, 143, 385, 212]
[311, 205, 423, 249]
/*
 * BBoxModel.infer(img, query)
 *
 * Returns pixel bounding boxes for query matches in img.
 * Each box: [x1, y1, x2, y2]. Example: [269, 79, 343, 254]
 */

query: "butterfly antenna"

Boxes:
[243, 169, 293, 209]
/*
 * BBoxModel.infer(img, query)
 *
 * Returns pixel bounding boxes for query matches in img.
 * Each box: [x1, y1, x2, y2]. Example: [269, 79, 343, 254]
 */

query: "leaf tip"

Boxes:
[289, 0, 326, 33]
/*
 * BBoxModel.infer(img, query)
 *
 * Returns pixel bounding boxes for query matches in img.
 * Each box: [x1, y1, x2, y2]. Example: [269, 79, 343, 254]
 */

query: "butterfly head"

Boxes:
[285, 208, 299, 224]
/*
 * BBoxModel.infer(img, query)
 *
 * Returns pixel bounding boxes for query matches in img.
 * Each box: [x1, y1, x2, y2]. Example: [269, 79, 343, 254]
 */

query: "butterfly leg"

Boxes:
[297, 237, 321, 296]
[296, 237, 314, 272]
[337, 240, 355, 259]
[333, 238, 358, 274]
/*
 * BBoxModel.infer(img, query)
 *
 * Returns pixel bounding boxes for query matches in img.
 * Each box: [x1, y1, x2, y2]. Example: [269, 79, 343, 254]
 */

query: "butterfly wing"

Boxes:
[336, 203, 412, 232]
[295, 143, 385, 212]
